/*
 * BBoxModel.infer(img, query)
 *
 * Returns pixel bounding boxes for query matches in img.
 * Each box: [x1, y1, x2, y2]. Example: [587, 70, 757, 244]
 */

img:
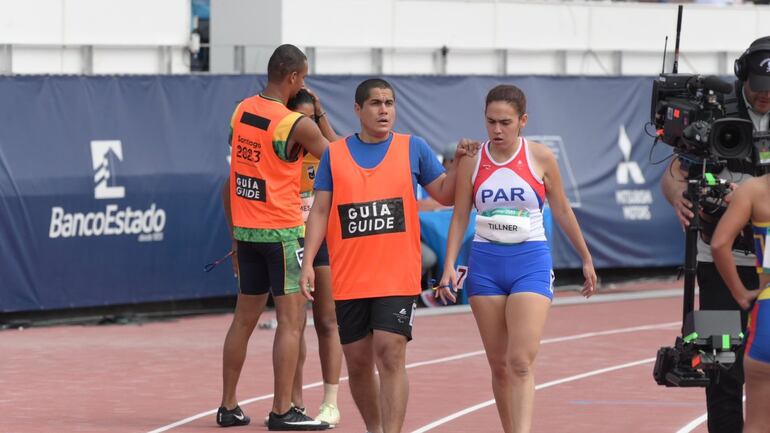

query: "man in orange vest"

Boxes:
[218, 44, 331, 431]
[299, 78, 478, 433]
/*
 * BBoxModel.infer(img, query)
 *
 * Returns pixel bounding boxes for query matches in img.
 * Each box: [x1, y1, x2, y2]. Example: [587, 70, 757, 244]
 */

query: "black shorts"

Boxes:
[313, 239, 329, 267]
[236, 239, 303, 296]
[335, 296, 417, 345]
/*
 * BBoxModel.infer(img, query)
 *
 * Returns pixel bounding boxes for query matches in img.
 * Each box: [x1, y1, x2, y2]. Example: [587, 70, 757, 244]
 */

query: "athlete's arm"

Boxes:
[537, 142, 596, 297]
[289, 116, 329, 160]
[303, 87, 340, 142]
[299, 190, 332, 301]
[436, 153, 476, 304]
[711, 179, 759, 309]
[660, 158, 694, 228]
[423, 139, 480, 205]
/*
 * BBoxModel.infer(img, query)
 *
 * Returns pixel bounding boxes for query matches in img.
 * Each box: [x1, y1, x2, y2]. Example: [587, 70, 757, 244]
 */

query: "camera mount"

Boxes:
[653, 163, 743, 387]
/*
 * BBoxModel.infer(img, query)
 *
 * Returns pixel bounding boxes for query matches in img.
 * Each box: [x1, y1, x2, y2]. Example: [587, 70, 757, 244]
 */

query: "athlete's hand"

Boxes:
[303, 87, 323, 116]
[455, 139, 482, 160]
[299, 266, 316, 302]
[735, 287, 760, 310]
[581, 261, 597, 298]
[436, 267, 458, 305]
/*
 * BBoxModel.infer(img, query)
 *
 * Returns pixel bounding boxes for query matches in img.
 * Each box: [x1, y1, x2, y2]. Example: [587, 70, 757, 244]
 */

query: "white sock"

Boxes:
[322, 383, 339, 406]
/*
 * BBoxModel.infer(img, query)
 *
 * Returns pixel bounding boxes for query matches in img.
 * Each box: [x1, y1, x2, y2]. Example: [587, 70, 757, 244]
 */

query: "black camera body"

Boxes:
[651, 73, 755, 161]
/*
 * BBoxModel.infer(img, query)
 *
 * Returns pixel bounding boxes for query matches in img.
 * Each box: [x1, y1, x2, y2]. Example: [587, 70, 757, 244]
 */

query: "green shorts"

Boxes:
[235, 239, 303, 296]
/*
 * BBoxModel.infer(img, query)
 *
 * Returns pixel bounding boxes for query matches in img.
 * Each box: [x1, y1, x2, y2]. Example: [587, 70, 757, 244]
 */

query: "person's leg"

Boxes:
[290, 313, 308, 410]
[372, 330, 408, 433]
[312, 264, 342, 421]
[469, 295, 513, 433]
[504, 293, 551, 433]
[271, 292, 309, 415]
[342, 334, 382, 433]
[221, 240, 271, 412]
[743, 356, 770, 433]
[337, 298, 382, 433]
[369, 296, 416, 433]
[221, 292, 269, 410]
[266, 238, 312, 416]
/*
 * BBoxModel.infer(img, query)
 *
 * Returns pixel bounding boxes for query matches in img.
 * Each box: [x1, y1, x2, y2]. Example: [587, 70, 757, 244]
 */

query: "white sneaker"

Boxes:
[315, 403, 340, 427]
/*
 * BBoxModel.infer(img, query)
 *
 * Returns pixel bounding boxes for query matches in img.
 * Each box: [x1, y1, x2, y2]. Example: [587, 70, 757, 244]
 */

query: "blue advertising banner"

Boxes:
[0, 75, 682, 312]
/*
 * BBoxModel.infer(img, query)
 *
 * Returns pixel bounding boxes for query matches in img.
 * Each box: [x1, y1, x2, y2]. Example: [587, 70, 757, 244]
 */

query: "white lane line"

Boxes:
[675, 413, 709, 433]
[410, 358, 657, 433]
[675, 395, 745, 433]
[146, 321, 677, 433]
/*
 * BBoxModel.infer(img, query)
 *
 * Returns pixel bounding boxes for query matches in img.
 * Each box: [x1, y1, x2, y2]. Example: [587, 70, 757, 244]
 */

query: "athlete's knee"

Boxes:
[275, 297, 307, 329]
[231, 310, 259, 330]
[374, 340, 406, 374]
[345, 351, 374, 376]
[487, 356, 511, 382]
[314, 315, 338, 337]
[507, 353, 536, 378]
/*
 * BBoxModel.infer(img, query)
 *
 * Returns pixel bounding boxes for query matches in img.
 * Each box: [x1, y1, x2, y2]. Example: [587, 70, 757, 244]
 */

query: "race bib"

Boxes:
[300, 193, 314, 222]
[475, 208, 530, 244]
[455, 265, 468, 289]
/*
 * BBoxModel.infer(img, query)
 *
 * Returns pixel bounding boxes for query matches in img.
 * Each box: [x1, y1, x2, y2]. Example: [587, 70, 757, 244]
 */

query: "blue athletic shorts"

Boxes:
[466, 241, 553, 300]
[747, 287, 770, 363]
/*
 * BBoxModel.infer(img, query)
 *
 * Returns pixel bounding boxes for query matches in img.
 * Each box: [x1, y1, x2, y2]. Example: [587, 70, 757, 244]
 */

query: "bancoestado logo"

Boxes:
[48, 140, 166, 242]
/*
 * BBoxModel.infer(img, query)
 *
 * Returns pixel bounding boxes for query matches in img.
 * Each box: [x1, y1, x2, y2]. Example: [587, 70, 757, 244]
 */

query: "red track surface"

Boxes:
[0, 291, 716, 433]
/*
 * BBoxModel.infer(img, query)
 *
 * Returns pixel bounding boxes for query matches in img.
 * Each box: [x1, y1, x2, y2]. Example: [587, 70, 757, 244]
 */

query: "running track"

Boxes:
[0, 289, 720, 433]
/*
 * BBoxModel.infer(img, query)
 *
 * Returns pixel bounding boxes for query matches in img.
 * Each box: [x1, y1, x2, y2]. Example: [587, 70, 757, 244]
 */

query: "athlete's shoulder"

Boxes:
[527, 139, 553, 157]
[527, 139, 555, 165]
[742, 175, 769, 196]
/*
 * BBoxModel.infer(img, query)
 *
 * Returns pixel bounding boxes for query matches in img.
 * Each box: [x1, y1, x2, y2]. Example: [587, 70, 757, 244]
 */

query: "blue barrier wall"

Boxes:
[0, 75, 682, 312]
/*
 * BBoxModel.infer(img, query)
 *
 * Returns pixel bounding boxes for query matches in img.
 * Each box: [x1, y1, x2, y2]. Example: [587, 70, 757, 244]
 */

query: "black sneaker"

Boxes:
[267, 406, 330, 431]
[216, 405, 251, 427]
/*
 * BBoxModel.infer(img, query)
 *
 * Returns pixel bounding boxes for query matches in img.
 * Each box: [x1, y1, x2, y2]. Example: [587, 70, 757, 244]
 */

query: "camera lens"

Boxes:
[709, 118, 754, 160]
[718, 127, 740, 149]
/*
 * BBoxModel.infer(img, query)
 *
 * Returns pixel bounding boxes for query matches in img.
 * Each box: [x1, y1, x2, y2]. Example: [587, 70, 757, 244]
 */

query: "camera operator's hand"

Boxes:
[661, 158, 694, 228]
[722, 182, 739, 204]
[674, 190, 695, 228]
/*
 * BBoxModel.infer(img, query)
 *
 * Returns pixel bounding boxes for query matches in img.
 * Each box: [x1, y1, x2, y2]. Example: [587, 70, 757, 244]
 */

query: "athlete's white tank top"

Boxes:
[472, 138, 547, 243]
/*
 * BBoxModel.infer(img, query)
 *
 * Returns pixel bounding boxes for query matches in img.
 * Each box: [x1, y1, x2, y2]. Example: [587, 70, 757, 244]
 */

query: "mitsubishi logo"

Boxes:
[616, 125, 645, 185]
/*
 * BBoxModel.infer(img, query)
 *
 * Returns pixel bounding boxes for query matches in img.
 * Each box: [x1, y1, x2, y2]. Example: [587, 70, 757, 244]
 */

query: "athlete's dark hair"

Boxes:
[354, 78, 395, 107]
[267, 44, 307, 83]
[287, 89, 314, 110]
[485, 84, 527, 116]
